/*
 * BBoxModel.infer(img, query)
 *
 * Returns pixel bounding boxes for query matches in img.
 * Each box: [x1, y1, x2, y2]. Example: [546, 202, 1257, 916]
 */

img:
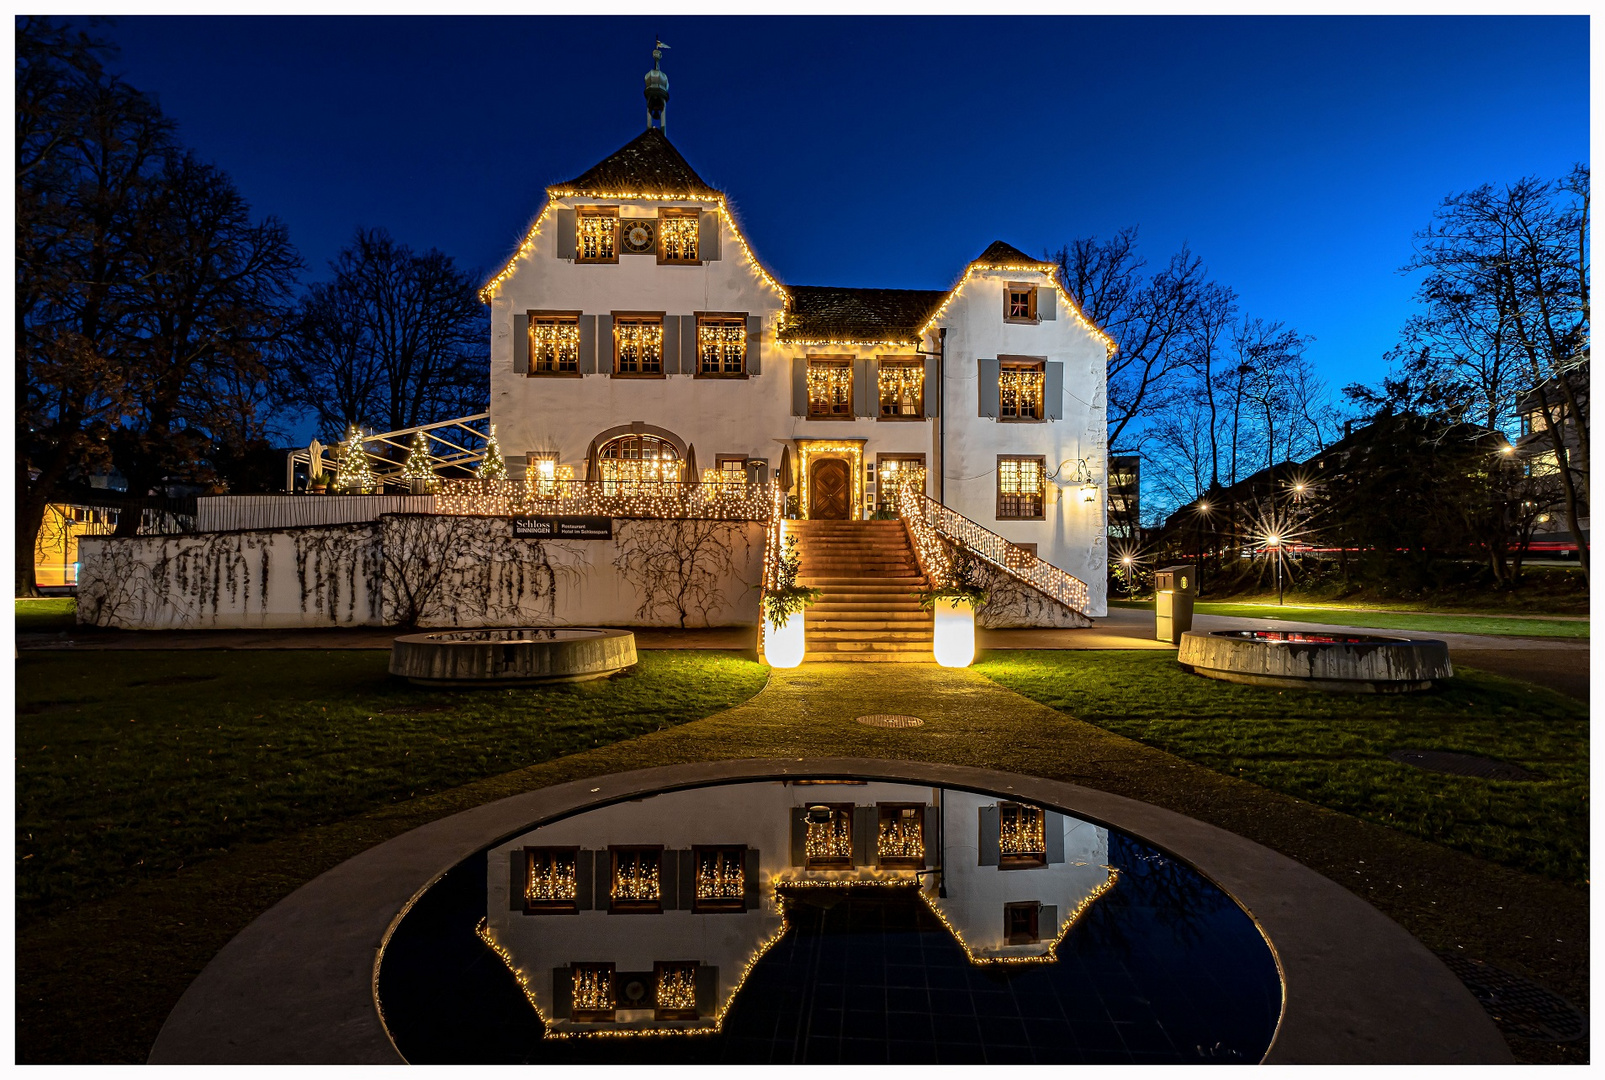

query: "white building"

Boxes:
[480, 49, 1110, 616]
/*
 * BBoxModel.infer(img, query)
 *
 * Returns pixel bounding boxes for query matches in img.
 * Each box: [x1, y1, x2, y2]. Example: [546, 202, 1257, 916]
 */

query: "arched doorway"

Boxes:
[808, 458, 850, 519]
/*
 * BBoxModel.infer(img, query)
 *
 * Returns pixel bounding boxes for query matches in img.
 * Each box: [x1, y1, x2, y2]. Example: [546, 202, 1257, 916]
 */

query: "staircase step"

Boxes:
[802, 578, 926, 587]
[807, 616, 932, 630]
[802, 652, 932, 664]
[807, 629, 933, 642]
[806, 640, 932, 653]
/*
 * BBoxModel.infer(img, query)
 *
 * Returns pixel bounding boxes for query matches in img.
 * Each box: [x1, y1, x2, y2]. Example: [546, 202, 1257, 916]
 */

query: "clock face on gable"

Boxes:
[621, 219, 656, 254]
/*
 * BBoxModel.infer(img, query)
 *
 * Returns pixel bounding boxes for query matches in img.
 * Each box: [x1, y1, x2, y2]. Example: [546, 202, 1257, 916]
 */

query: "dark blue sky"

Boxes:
[89, 15, 1587, 420]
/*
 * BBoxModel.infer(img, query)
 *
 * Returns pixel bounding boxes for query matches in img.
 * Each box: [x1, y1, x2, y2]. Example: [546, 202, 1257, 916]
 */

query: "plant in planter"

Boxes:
[761, 535, 821, 667]
[917, 540, 988, 667]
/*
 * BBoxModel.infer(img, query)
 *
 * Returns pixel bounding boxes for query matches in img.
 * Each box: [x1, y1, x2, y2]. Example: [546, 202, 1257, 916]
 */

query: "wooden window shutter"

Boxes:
[552, 968, 574, 1019]
[513, 314, 529, 374]
[680, 316, 697, 373]
[579, 315, 597, 374]
[662, 315, 681, 374]
[1038, 287, 1057, 320]
[978, 805, 1001, 865]
[1045, 361, 1065, 420]
[854, 359, 878, 418]
[923, 355, 939, 417]
[852, 805, 876, 865]
[746, 316, 762, 375]
[1041, 905, 1059, 939]
[693, 965, 718, 1016]
[677, 848, 695, 909]
[575, 849, 595, 910]
[742, 848, 760, 909]
[555, 209, 576, 259]
[789, 807, 808, 865]
[595, 315, 612, 373]
[697, 210, 720, 260]
[791, 357, 809, 416]
[978, 359, 1001, 418]
[594, 851, 613, 911]
[924, 805, 941, 859]
[1044, 811, 1065, 863]
[509, 850, 526, 911]
[659, 849, 679, 908]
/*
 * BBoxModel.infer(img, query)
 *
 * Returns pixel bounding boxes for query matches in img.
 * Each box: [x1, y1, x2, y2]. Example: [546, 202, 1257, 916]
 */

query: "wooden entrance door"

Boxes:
[809, 458, 850, 519]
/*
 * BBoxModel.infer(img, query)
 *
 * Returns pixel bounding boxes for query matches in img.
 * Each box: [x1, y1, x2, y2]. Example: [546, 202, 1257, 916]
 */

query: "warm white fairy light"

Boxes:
[918, 260, 1116, 352]
[805, 362, 853, 416]
[333, 427, 378, 494]
[697, 318, 746, 374]
[526, 852, 578, 902]
[399, 430, 437, 491]
[999, 369, 1045, 418]
[434, 478, 774, 521]
[477, 425, 508, 480]
[796, 441, 865, 521]
[656, 964, 698, 1011]
[659, 214, 698, 261]
[577, 213, 616, 261]
[532, 317, 581, 372]
[695, 851, 744, 901]
[1000, 805, 1047, 858]
[876, 814, 924, 860]
[572, 964, 615, 1012]
[804, 813, 853, 861]
[611, 854, 661, 902]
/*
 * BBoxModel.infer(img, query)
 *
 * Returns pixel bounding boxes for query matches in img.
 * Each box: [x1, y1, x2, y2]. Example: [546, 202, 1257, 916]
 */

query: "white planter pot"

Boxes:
[762, 610, 807, 669]
[932, 599, 976, 668]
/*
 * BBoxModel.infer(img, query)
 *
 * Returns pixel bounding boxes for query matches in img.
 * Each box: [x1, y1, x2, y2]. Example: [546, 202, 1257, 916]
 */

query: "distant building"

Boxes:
[1106, 454, 1140, 542]
[1513, 371, 1589, 555]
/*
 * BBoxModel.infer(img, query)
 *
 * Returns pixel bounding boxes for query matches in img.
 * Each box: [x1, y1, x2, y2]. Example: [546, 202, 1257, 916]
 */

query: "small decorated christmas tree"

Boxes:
[334, 426, 377, 494]
[477, 424, 508, 481]
[400, 430, 437, 492]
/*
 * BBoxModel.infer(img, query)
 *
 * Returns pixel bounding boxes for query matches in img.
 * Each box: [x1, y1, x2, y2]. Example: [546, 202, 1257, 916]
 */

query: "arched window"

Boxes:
[598, 434, 681, 491]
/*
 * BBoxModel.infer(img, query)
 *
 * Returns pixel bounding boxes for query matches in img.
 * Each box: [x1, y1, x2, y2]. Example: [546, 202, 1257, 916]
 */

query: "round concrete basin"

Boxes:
[389, 628, 636, 686]
[1178, 629, 1452, 693]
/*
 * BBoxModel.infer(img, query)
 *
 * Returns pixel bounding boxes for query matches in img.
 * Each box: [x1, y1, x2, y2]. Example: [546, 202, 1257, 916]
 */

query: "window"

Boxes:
[654, 962, 699, 1020]
[712, 455, 748, 487]
[658, 209, 700, 264]
[570, 963, 616, 1022]
[876, 455, 925, 513]
[523, 847, 579, 912]
[576, 208, 618, 263]
[609, 846, 663, 913]
[997, 457, 1046, 521]
[998, 802, 1048, 869]
[1005, 902, 1042, 945]
[613, 315, 664, 375]
[529, 313, 580, 375]
[696, 314, 746, 375]
[999, 360, 1045, 420]
[598, 434, 681, 491]
[876, 804, 924, 869]
[692, 846, 746, 912]
[806, 359, 853, 419]
[804, 803, 856, 869]
[877, 360, 924, 419]
[1005, 283, 1038, 323]
[527, 452, 560, 496]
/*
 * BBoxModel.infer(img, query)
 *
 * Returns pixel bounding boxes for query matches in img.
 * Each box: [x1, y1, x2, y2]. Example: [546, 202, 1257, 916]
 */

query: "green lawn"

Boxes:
[975, 650, 1589, 882]
[16, 597, 76, 632]
[1110, 598, 1589, 638]
[15, 650, 769, 923]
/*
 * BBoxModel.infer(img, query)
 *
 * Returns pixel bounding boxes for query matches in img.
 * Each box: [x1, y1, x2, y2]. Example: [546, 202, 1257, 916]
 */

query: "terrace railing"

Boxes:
[435, 478, 777, 521]
[284, 413, 492, 492]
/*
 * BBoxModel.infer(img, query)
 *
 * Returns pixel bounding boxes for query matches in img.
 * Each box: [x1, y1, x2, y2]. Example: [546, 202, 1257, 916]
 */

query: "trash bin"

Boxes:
[1154, 565, 1197, 645]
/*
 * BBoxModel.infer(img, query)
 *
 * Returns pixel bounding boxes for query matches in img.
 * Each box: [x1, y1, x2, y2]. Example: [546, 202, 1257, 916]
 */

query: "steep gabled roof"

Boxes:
[971, 240, 1048, 268]
[553, 128, 720, 198]
[780, 285, 948, 344]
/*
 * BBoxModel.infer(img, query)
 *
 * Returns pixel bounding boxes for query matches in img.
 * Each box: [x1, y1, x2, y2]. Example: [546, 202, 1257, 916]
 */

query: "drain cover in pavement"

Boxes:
[1387, 749, 1536, 781]
[1435, 953, 1588, 1042]
[855, 714, 924, 729]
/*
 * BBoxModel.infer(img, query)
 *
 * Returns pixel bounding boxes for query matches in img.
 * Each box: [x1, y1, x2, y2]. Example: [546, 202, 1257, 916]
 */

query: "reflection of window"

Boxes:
[878, 360, 923, 419]
[1005, 284, 1038, 323]
[1000, 360, 1045, 420]
[610, 847, 663, 912]
[654, 961, 699, 1020]
[804, 804, 855, 869]
[807, 359, 853, 419]
[658, 209, 700, 264]
[576, 208, 618, 263]
[1005, 901, 1041, 944]
[613, 315, 664, 375]
[997, 456, 1046, 521]
[697, 315, 746, 375]
[999, 802, 1047, 869]
[524, 846, 578, 911]
[876, 804, 924, 868]
[530, 314, 581, 374]
[693, 846, 746, 912]
[571, 963, 616, 1021]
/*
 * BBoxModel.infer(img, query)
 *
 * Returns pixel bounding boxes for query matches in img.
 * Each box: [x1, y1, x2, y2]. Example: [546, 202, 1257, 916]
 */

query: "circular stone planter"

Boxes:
[389, 628, 636, 686]
[1178, 629, 1452, 693]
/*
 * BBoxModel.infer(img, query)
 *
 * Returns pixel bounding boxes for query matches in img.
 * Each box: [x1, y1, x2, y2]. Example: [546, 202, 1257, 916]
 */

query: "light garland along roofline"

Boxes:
[918, 260, 1118, 354]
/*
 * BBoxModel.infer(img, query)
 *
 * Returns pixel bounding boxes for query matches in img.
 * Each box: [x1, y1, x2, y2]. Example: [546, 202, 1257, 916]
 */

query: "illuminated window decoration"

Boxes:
[997, 456, 1046, 520]
[528, 454, 560, 497]
[610, 847, 662, 911]
[701, 463, 747, 488]
[599, 433, 679, 493]
[399, 430, 438, 492]
[877, 362, 924, 418]
[999, 802, 1048, 869]
[697, 316, 746, 375]
[659, 211, 699, 263]
[531, 316, 581, 373]
[614, 317, 664, 375]
[576, 210, 617, 262]
[333, 427, 377, 494]
[806, 360, 853, 418]
[476, 425, 509, 480]
[999, 366, 1045, 420]
[804, 805, 855, 869]
[654, 962, 699, 1020]
[877, 459, 926, 513]
[570, 963, 616, 1021]
[876, 805, 924, 868]
[525, 848, 578, 910]
[694, 847, 746, 911]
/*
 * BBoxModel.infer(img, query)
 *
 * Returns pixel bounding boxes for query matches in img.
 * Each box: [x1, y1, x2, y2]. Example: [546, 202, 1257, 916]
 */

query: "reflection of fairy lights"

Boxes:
[877, 813, 924, 860]
[572, 965, 614, 1013]
[696, 850, 744, 900]
[612, 853, 661, 901]
[656, 964, 697, 1010]
[1000, 806, 1046, 857]
[804, 814, 853, 860]
[527, 852, 577, 902]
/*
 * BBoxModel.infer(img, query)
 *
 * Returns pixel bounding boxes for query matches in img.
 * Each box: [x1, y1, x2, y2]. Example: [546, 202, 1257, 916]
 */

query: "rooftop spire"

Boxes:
[644, 39, 670, 133]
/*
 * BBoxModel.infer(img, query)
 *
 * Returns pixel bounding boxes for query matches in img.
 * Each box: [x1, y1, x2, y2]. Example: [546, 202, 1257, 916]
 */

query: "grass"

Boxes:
[15, 650, 770, 923]
[1110, 598, 1589, 638]
[974, 651, 1589, 882]
[16, 596, 76, 632]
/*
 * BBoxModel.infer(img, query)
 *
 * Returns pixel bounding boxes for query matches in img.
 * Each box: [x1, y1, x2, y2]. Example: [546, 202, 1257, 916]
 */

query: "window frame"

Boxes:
[803, 802, 857, 870]
[522, 845, 580, 914]
[569, 962, 617, 1023]
[691, 844, 748, 913]
[875, 803, 925, 870]
[1004, 901, 1042, 945]
[657, 207, 702, 265]
[693, 312, 749, 378]
[876, 357, 925, 421]
[1004, 282, 1039, 324]
[526, 309, 583, 378]
[805, 356, 855, 421]
[575, 206, 620, 264]
[607, 844, 665, 914]
[875, 454, 926, 514]
[997, 801, 1049, 869]
[996, 456, 1047, 522]
[610, 312, 667, 378]
[653, 961, 701, 1021]
[998, 357, 1046, 422]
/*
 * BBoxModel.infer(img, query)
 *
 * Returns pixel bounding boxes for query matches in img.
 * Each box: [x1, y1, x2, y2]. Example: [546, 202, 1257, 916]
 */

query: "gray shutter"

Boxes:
[552, 968, 573, 1019]
[791, 358, 809, 416]
[790, 808, 808, 865]
[513, 314, 529, 374]
[1045, 362, 1064, 420]
[1045, 811, 1065, 863]
[1041, 905, 1058, 940]
[978, 805, 1000, 866]
[678, 849, 695, 910]
[854, 359, 878, 418]
[924, 805, 940, 869]
[595, 851, 613, 911]
[659, 850, 678, 908]
[742, 848, 760, 910]
[1039, 287, 1057, 320]
[596, 315, 612, 374]
[682, 316, 699, 375]
[579, 315, 597, 374]
[978, 359, 1001, 418]
[923, 355, 939, 417]
[555, 210, 576, 259]
[853, 806, 876, 866]
[576, 849, 595, 910]
[746, 315, 762, 375]
[662, 316, 681, 374]
[693, 965, 718, 1016]
[510, 850, 526, 911]
[698, 210, 719, 260]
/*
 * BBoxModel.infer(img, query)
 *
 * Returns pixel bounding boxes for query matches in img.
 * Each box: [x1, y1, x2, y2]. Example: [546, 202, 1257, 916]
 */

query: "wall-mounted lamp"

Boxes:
[1079, 482, 1098, 504]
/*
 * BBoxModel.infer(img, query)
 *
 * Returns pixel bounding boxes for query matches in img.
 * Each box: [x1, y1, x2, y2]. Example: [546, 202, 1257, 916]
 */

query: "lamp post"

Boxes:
[1267, 533, 1284, 605]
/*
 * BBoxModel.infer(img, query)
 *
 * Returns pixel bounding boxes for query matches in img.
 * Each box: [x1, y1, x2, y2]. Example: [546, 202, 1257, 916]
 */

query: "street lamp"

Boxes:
[1266, 533, 1284, 606]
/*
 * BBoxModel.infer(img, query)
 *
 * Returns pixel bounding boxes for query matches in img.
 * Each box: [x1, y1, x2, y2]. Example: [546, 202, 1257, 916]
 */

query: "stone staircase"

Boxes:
[790, 519, 933, 663]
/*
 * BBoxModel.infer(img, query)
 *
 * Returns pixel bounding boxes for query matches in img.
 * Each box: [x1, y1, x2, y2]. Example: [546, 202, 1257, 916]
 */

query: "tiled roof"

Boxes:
[780, 285, 948, 343]
[971, 240, 1047, 268]
[555, 128, 721, 198]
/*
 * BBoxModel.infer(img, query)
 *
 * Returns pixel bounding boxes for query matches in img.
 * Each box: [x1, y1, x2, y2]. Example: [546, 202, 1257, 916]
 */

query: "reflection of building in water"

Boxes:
[483, 781, 1113, 1035]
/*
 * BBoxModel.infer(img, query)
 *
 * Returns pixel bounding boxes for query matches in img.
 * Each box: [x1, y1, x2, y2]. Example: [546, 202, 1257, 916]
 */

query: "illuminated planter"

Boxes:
[932, 599, 976, 668]
[763, 611, 806, 668]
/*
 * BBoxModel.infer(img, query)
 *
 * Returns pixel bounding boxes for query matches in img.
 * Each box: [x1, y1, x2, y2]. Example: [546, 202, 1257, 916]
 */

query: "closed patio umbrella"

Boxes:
[777, 445, 793, 492]
[585, 439, 600, 482]
[684, 443, 698, 484]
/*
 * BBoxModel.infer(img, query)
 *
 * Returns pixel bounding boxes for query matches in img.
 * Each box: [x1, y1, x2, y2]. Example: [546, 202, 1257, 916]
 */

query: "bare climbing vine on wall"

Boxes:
[612, 519, 755, 628]
[377, 514, 582, 627]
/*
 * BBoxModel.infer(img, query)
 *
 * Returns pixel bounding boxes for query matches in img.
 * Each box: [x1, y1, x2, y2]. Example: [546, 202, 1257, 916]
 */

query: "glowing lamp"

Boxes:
[1079, 482, 1098, 504]
[763, 611, 806, 668]
[1121, 555, 1133, 566]
[1266, 534, 1282, 546]
[1198, 501, 1210, 513]
[932, 599, 976, 668]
